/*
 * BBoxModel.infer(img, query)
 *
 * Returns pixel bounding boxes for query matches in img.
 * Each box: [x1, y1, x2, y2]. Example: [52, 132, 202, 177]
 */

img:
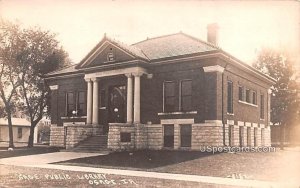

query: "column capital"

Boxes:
[125, 73, 133, 78]
[84, 78, 92, 82]
[91, 77, 100, 82]
[132, 72, 143, 77]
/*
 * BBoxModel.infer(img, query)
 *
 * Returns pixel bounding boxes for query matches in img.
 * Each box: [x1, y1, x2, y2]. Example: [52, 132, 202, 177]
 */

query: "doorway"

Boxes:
[108, 85, 126, 123]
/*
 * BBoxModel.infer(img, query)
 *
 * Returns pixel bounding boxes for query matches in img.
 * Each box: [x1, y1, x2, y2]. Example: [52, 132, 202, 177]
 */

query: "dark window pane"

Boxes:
[239, 86, 243, 101]
[181, 80, 192, 111]
[100, 89, 106, 107]
[181, 96, 192, 111]
[77, 91, 86, 116]
[66, 92, 75, 116]
[180, 125, 191, 147]
[78, 92, 85, 103]
[165, 97, 175, 112]
[67, 93, 74, 104]
[252, 92, 257, 105]
[164, 82, 175, 112]
[164, 125, 174, 147]
[260, 94, 264, 119]
[227, 81, 233, 113]
[181, 80, 192, 96]
[246, 89, 250, 103]
[165, 82, 175, 97]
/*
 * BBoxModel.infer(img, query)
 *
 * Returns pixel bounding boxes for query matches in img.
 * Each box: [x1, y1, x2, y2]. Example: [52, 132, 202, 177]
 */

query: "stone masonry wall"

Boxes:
[191, 124, 224, 150]
[146, 124, 163, 150]
[107, 122, 272, 151]
[108, 124, 135, 151]
[50, 126, 65, 147]
[264, 127, 271, 147]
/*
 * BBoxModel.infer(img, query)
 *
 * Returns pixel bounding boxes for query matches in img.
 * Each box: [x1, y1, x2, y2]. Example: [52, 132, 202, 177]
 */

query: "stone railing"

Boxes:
[50, 125, 65, 147]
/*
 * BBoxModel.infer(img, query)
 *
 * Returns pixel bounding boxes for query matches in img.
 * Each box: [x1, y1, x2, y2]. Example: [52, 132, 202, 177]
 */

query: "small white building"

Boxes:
[0, 118, 37, 144]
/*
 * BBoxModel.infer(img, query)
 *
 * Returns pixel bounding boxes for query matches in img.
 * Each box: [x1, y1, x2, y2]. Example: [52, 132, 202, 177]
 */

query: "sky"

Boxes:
[0, 0, 299, 67]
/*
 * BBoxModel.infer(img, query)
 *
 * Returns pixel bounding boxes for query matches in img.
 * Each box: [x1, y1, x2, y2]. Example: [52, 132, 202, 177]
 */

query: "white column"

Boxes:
[133, 73, 142, 123]
[125, 74, 133, 123]
[86, 79, 93, 124]
[92, 78, 99, 125]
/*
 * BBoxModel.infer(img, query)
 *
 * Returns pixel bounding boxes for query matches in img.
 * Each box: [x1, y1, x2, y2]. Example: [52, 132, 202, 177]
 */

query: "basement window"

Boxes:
[120, 132, 131, 142]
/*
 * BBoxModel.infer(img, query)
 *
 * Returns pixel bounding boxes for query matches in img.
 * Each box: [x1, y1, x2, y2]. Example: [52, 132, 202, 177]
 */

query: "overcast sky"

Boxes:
[1, 0, 299, 67]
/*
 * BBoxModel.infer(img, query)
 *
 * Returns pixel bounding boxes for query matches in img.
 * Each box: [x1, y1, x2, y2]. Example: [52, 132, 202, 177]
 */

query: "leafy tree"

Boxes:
[253, 48, 300, 148]
[0, 21, 24, 148]
[0, 20, 70, 148]
[17, 26, 70, 147]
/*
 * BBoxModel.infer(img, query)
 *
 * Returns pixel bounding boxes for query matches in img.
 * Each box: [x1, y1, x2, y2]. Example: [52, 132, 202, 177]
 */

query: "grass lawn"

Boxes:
[57, 149, 300, 183]
[0, 146, 60, 159]
[56, 150, 214, 169]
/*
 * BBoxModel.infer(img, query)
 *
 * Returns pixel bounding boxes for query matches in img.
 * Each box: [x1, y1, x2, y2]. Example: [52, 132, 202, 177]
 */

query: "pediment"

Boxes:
[76, 37, 147, 69]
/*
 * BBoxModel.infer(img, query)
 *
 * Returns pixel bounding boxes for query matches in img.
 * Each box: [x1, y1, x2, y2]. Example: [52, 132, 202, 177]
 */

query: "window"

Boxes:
[180, 80, 192, 111]
[66, 92, 75, 116]
[260, 94, 265, 119]
[163, 124, 174, 148]
[164, 81, 176, 112]
[18, 128, 22, 139]
[107, 52, 115, 62]
[180, 125, 192, 147]
[246, 89, 250, 103]
[252, 91, 257, 105]
[66, 91, 86, 117]
[239, 86, 244, 101]
[227, 81, 233, 114]
[77, 91, 86, 116]
[100, 89, 106, 107]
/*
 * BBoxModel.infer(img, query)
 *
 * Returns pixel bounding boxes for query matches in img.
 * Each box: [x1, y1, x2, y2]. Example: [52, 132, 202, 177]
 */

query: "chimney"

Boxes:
[207, 23, 219, 45]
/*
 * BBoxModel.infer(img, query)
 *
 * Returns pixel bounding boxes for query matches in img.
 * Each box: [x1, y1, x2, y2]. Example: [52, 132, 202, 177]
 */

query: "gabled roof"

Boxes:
[44, 32, 275, 84]
[132, 32, 219, 60]
[75, 34, 149, 69]
[46, 64, 80, 76]
[0, 118, 31, 127]
[105, 35, 149, 60]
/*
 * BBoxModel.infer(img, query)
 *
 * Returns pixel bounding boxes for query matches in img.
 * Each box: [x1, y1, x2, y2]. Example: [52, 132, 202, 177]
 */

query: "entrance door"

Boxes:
[164, 125, 174, 148]
[108, 85, 126, 123]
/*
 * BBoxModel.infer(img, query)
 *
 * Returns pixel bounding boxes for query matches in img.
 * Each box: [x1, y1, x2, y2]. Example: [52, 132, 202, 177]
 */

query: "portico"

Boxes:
[84, 67, 148, 126]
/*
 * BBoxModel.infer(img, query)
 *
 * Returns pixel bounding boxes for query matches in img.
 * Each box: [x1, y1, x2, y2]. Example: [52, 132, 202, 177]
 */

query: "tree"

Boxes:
[0, 21, 24, 148]
[0, 20, 70, 148]
[17, 26, 70, 147]
[253, 48, 300, 149]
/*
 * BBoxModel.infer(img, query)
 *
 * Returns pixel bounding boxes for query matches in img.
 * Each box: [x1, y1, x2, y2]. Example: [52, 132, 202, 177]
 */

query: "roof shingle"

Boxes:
[132, 33, 218, 60]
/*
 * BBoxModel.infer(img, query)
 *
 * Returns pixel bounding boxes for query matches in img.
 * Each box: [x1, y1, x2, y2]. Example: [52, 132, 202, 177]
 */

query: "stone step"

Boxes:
[72, 135, 108, 151]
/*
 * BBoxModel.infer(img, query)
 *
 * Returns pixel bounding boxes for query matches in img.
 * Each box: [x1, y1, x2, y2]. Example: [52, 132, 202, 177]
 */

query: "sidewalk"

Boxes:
[0, 152, 103, 165]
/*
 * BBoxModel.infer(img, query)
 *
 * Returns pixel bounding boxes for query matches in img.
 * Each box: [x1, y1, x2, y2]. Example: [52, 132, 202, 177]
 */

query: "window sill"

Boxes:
[158, 111, 197, 116]
[227, 113, 234, 116]
[238, 100, 258, 107]
[61, 116, 87, 119]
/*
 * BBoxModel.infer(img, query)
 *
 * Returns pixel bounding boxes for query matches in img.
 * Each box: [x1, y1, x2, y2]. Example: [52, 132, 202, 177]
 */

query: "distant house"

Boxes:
[0, 118, 37, 144]
[45, 24, 275, 151]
